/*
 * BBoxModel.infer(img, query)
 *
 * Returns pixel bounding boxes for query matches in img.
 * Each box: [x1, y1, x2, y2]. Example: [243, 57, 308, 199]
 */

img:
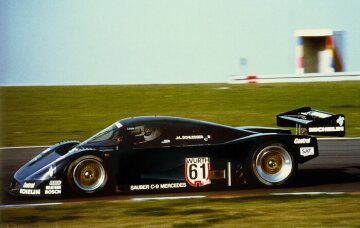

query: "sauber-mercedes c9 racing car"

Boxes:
[8, 107, 345, 197]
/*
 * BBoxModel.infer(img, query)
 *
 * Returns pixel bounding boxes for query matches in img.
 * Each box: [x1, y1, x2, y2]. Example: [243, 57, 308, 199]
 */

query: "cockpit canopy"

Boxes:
[79, 116, 250, 148]
[79, 122, 123, 147]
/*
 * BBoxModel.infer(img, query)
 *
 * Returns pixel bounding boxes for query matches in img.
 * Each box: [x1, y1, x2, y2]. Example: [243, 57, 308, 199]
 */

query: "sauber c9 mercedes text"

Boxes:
[8, 107, 345, 197]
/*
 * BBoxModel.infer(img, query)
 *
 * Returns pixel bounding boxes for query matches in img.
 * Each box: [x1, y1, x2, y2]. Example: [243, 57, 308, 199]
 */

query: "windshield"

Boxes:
[80, 123, 122, 146]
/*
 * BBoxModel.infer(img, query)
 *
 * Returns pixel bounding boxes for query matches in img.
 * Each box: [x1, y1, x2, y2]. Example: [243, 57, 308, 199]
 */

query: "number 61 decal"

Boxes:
[185, 157, 211, 187]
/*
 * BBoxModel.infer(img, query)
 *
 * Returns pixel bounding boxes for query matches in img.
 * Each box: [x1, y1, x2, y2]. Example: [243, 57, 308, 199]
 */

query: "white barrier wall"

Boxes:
[230, 72, 360, 84]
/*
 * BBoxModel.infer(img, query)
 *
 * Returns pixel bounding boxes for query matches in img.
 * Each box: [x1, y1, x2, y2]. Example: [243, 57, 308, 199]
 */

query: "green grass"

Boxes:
[1, 195, 360, 227]
[1, 82, 360, 146]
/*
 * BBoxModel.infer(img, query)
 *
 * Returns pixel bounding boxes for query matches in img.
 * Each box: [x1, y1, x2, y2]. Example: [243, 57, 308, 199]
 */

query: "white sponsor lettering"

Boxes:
[49, 180, 62, 186]
[294, 138, 311, 144]
[46, 185, 61, 190]
[150, 184, 159, 189]
[300, 147, 315, 157]
[161, 139, 170, 144]
[308, 126, 344, 133]
[130, 185, 150, 191]
[19, 189, 41, 195]
[160, 183, 187, 189]
[23, 182, 35, 189]
[45, 189, 62, 195]
[176, 135, 204, 140]
[131, 183, 187, 191]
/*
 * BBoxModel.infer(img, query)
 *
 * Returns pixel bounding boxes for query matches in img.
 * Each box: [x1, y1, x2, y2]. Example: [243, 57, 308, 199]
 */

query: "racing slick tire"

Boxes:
[245, 143, 297, 187]
[67, 155, 108, 195]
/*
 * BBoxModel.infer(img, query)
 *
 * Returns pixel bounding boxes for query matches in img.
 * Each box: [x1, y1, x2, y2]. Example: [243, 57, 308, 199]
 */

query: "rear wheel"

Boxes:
[67, 155, 108, 194]
[246, 143, 296, 186]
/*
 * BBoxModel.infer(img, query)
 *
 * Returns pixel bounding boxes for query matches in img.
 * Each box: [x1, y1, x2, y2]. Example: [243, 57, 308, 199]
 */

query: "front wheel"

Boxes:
[67, 155, 108, 195]
[246, 143, 296, 187]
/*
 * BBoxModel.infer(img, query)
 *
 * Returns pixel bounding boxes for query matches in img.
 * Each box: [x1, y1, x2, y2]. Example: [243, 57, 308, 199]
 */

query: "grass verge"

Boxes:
[1, 82, 360, 146]
[1, 194, 360, 227]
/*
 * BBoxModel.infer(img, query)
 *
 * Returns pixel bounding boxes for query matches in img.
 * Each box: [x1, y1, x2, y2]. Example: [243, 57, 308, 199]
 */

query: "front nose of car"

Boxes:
[8, 148, 62, 196]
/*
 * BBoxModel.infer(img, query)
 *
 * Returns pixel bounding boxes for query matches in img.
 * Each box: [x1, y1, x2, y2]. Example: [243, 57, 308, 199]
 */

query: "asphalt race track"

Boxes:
[1, 139, 359, 206]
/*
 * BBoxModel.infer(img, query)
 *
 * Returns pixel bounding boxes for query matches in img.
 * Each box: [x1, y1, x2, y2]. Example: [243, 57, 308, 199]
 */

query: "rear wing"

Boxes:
[277, 107, 345, 137]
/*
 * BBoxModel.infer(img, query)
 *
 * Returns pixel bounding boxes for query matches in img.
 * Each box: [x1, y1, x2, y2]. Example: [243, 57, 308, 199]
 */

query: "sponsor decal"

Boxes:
[48, 166, 55, 178]
[294, 138, 311, 144]
[19, 189, 41, 195]
[45, 180, 62, 195]
[176, 135, 204, 140]
[130, 183, 187, 191]
[185, 157, 211, 187]
[49, 180, 62, 185]
[45, 189, 61, 195]
[114, 122, 123, 128]
[300, 147, 315, 157]
[337, 116, 345, 126]
[23, 182, 35, 189]
[130, 185, 149, 191]
[161, 139, 170, 144]
[308, 126, 344, 133]
[159, 183, 186, 189]
[204, 135, 211, 142]
[176, 135, 211, 142]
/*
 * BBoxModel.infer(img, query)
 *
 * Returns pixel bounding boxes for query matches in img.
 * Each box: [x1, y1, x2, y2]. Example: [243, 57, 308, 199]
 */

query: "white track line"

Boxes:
[271, 192, 344, 196]
[0, 202, 63, 208]
[318, 137, 360, 141]
[0, 192, 349, 207]
[132, 195, 206, 201]
[0, 145, 50, 150]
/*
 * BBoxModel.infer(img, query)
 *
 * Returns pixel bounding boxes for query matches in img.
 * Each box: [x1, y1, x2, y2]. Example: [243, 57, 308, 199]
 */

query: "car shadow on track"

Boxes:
[288, 167, 360, 188]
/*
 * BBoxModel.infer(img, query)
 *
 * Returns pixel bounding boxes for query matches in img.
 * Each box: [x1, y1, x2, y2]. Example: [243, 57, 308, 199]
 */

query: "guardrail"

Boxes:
[230, 72, 360, 84]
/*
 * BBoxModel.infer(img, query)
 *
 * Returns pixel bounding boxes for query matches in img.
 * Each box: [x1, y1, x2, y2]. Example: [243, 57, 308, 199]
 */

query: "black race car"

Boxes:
[8, 107, 345, 197]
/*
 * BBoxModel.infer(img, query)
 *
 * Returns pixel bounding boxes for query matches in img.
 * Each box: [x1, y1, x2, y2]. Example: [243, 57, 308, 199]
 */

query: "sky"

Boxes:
[1, 0, 360, 85]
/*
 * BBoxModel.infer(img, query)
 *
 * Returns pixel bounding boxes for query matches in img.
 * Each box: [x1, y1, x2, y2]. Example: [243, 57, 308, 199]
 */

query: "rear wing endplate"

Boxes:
[277, 107, 345, 137]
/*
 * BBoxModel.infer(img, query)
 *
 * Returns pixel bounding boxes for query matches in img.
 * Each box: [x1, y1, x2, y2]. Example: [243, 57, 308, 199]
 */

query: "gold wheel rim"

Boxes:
[77, 163, 100, 187]
[254, 145, 293, 185]
[260, 152, 283, 175]
[73, 159, 106, 192]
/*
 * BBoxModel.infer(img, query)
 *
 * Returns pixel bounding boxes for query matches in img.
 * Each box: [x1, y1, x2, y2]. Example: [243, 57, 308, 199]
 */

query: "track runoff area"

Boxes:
[1, 137, 359, 208]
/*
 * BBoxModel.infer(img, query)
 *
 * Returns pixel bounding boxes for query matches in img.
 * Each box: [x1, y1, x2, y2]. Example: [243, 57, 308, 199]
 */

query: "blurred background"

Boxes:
[1, 0, 360, 85]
